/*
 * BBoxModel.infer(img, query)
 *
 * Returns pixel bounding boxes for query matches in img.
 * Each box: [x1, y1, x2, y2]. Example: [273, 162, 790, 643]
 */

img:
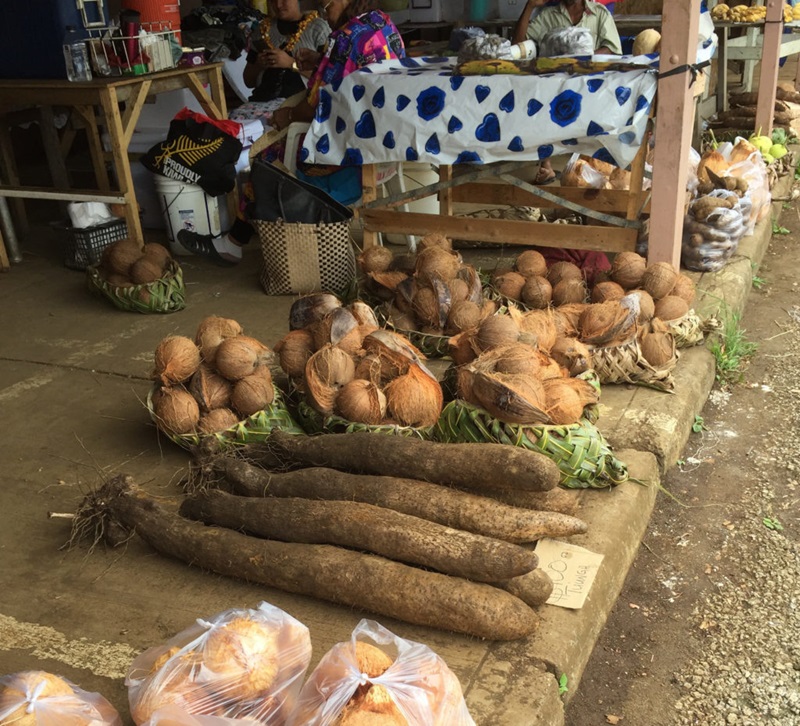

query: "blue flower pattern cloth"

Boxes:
[302, 56, 658, 169]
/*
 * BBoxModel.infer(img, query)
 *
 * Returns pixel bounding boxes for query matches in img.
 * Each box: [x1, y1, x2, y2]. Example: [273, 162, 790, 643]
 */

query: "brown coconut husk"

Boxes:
[470, 371, 549, 425]
[101, 238, 143, 277]
[474, 314, 521, 353]
[521, 276, 553, 309]
[654, 295, 690, 322]
[153, 335, 202, 386]
[552, 303, 588, 337]
[536, 351, 567, 380]
[275, 329, 316, 379]
[543, 377, 598, 425]
[514, 250, 548, 278]
[448, 277, 470, 304]
[368, 271, 410, 301]
[418, 231, 453, 252]
[493, 271, 526, 301]
[305, 345, 356, 415]
[385, 305, 417, 333]
[415, 246, 460, 284]
[549, 336, 592, 376]
[669, 274, 696, 305]
[514, 308, 558, 353]
[547, 260, 584, 287]
[448, 332, 478, 366]
[610, 251, 647, 290]
[384, 364, 443, 428]
[195, 316, 245, 367]
[154, 386, 200, 435]
[103, 272, 134, 287]
[349, 301, 379, 328]
[622, 289, 655, 323]
[456, 366, 476, 402]
[215, 336, 273, 381]
[697, 150, 730, 183]
[412, 285, 445, 330]
[334, 379, 387, 425]
[456, 265, 485, 305]
[353, 354, 383, 385]
[642, 261, 679, 300]
[129, 257, 163, 285]
[552, 278, 588, 307]
[312, 308, 359, 351]
[579, 301, 637, 346]
[231, 366, 275, 418]
[446, 300, 483, 335]
[289, 293, 343, 331]
[591, 280, 626, 303]
[339, 325, 378, 358]
[198, 408, 240, 434]
[358, 246, 394, 275]
[189, 364, 233, 412]
[640, 330, 676, 367]
[142, 242, 172, 272]
[491, 343, 541, 376]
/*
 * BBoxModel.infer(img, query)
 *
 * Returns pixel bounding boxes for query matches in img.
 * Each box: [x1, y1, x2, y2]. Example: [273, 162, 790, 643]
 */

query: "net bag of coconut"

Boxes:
[0, 670, 123, 725]
[288, 619, 475, 726]
[87, 259, 186, 314]
[126, 601, 311, 725]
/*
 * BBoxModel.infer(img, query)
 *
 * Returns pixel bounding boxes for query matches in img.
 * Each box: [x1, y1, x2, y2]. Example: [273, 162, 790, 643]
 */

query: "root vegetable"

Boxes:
[455, 485, 582, 516]
[248, 430, 560, 493]
[497, 568, 554, 608]
[180, 489, 538, 582]
[208, 458, 585, 544]
[76, 477, 540, 641]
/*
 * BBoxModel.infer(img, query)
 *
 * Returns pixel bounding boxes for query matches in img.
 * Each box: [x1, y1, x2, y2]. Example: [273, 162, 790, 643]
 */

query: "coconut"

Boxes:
[415, 246, 460, 284]
[195, 316, 244, 367]
[154, 387, 200, 435]
[448, 332, 478, 366]
[231, 366, 275, 418]
[521, 276, 552, 309]
[198, 407, 240, 434]
[306, 345, 356, 414]
[653, 295, 689, 321]
[492, 343, 541, 376]
[412, 286, 443, 330]
[493, 271, 526, 301]
[384, 365, 443, 428]
[275, 329, 316, 379]
[471, 371, 548, 424]
[536, 351, 566, 380]
[386, 305, 417, 332]
[547, 260, 583, 287]
[579, 301, 636, 346]
[623, 289, 655, 323]
[640, 331, 675, 367]
[312, 308, 359, 350]
[368, 271, 410, 301]
[517, 309, 558, 353]
[101, 238, 143, 276]
[215, 336, 272, 381]
[0, 671, 75, 726]
[457, 265, 484, 304]
[189, 364, 233, 412]
[670, 274, 696, 305]
[129, 255, 164, 285]
[697, 150, 729, 182]
[543, 378, 595, 425]
[354, 354, 382, 385]
[591, 280, 625, 303]
[358, 246, 394, 274]
[388, 253, 417, 275]
[349, 301, 379, 328]
[142, 242, 172, 271]
[448, 277, 470, 304]
[418, 231, 452, 252]
[549, 336, 592, 376]
[610, 251, 647, 290]
[514, 250, 548, 278]
[446, 300, 482, 334]
[552, 303, 588, 337]
[335, 379, 387, 425]
[289, 293, 343, 330]
[642, 261, 679, 300]
[474, 315, 520, 352]
[552, 278, 587, 307]
[104, 272, 134, 287]
[153, 335, 201, 386]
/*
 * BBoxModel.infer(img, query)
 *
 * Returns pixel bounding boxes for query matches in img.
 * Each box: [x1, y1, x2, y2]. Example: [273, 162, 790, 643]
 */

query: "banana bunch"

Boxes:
[711, 4, 730, 20]
[785, 3, 794, 22]
[729, 4, 767, 22]
[455, 59, 523, 76]
[791, 2, 800, 21]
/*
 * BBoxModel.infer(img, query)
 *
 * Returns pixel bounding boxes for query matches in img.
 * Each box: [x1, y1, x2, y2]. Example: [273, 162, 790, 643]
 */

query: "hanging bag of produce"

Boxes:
[287, 619, 475, 726]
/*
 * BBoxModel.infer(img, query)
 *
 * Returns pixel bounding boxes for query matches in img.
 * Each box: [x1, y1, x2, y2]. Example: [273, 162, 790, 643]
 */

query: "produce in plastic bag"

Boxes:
[539, 26, 594, 56]
[288, 620, 475, 726]
[126, 602, 311, 725]
[0, 670, 122, 725]
[143, 703, 261, 725]
[560, 154, 609, 189]
[682, 189, 746, 272]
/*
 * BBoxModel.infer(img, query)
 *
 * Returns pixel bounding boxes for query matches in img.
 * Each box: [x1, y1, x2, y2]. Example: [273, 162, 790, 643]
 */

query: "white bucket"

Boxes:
[153, 175, 224, 256]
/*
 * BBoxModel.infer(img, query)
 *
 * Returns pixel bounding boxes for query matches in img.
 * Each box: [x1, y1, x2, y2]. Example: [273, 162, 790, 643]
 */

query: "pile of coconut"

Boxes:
[150, 316, 276, 437]
[275, 294, 443, 429]
[98, 238, 175, 290]
[359, 233, 496, 339]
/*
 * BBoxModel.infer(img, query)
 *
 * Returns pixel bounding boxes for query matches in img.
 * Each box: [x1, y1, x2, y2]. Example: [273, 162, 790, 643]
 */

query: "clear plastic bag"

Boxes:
[143, 704, 261, 725]
[722, 147, 771, 229]
[0, 670, 122, 726]
[126, 602, 312, 725]
[287, 620, 475, 726]
[682, 189, 745, 272]
[561, 154, 608, 189]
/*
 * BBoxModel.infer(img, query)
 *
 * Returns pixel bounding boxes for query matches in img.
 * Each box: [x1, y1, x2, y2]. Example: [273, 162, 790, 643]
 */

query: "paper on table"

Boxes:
[535, 538, 604, 610]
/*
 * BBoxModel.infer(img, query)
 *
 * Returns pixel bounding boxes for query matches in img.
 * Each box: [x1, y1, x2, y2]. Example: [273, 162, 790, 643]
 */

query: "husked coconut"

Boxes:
[549, 337, 591, 376]
[198, 408, 240, 434]
[492, 343, 541, 376]
[335, 379, 387, 425]
[215, 336, 273, 381]
[591, 280, 625, 303]
[552, 278, 587, 307]
[475, 315, 520, 352]
[101, 238, 143, 277]
[189, 364, 233, 412]
[653, 295, 689, 321]
[640, 331, 675, 367]
[142, 242, 172, 272]
[312, 308, 359, 351]
[415, 247, 460, 284]
[448, 277, 470, 304]
[418, 231, 453, 252]
[368, 271, 410, 301]
[446, 300, 482, 334]
[546, 260, 583, 287]
[642, 261, 679, 300]
[306, 345, 356, 414]
[622, 289, 655, 323]
[354, 354, 382, 385]
[384, 365, 443, 428]
[669, 274, 696, 305]
[0, 671, 82, 726]
[358, 246, 394, 274]
[129, 257, 163, 285]
[231, 366, 275, 418]
[579, 301, 636, 346]
[521, 276, 552, 309]
[517, 309, 558, 352]
[610, 251, 647, 290]
[153, 336, 201, 386]
[412, 286, 443, 329]
[274, 329, 316, 379]
[195, 316, 244, 367]
[154, 387, 200, 435]
[514, 250, 547, 278]
[493, 271, 526, 301]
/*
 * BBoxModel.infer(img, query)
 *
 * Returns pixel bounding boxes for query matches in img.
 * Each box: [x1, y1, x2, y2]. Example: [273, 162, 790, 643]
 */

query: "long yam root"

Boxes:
[498, 568, 555, 608]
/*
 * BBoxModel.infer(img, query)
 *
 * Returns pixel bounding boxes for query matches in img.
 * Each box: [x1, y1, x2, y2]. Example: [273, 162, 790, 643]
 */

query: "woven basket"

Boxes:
[147, 384, 304, 450]
[255, 218, 356, 296]
[434, 399, 628, 489]
[86, 259, 186, 314]
[589, 334, 677, 392]
[667, 309, 719, 348]
[295, 399, 435, 439]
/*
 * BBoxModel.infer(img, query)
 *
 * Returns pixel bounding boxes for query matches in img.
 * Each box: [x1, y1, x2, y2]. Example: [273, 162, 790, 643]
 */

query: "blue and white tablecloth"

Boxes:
[301, 56, 660, 170]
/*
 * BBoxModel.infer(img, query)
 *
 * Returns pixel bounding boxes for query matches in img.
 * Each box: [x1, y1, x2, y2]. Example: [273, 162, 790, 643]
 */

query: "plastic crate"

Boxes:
[63, 218, 129, 271]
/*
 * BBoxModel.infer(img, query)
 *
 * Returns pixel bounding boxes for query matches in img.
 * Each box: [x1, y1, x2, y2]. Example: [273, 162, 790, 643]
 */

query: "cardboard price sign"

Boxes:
[535, 539, 605, 610]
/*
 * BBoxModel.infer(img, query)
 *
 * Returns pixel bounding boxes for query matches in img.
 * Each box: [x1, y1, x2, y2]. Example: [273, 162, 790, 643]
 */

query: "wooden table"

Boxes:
[0, 63, 229, 251]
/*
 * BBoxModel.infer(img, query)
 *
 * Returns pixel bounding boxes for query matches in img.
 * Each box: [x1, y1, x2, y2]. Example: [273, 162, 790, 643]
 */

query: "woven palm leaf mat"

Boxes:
[296, 400, 435, 439]
[589, 335, 678, 392]
[86, 259, 186, 314]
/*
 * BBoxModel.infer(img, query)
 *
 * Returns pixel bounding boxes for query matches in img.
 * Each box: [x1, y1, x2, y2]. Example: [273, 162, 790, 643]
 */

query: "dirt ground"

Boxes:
[566, 201, 800, 724]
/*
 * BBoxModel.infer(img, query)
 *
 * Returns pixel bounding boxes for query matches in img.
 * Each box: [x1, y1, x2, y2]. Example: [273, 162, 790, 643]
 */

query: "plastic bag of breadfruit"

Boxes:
[87, 239, 186, 314]
[126, 602, 311, 725]
[147, 316, 303, 450]
[0, 670, 123, 725]
[287, 619, 475, 726]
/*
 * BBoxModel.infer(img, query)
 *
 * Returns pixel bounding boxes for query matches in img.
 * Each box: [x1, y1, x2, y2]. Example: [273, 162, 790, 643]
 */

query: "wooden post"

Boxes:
[361, 163, 379, 249]
[648, 0, 700, 268]
[755, 0, 784, 137]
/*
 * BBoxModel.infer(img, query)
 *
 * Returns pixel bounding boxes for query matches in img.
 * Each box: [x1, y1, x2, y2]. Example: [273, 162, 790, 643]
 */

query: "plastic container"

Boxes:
[469, 0, 489, 21]
[121, 0, 182, 42]
[63, 26, 92, 82]
[153, 175, 224, 255]
[61, 218, 129, 270]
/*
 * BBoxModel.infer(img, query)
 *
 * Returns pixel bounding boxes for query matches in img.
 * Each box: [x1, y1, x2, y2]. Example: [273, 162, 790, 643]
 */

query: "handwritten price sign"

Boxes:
[535, 539, 605, 610]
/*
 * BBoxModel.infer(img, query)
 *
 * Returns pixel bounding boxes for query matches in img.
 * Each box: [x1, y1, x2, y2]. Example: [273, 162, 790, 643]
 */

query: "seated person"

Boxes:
[180, 0, 405, 266]
[513, 0, 622, 184]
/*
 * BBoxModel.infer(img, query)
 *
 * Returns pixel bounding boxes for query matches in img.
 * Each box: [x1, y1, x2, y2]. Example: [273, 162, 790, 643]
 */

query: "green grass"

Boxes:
[709, 308, 758, 386]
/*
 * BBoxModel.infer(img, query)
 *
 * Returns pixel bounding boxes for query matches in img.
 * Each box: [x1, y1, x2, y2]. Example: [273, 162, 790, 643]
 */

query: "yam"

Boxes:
[250, 430, 560, 493]
[209, 457, 587, 544]
[180, 489, 539, 582]
[497, 568, 554, 608]
[77, 476, 541, 641]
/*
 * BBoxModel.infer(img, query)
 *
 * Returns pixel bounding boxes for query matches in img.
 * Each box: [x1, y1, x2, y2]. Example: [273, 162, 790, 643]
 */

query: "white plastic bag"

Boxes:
[68, 201, 116, 229]
[143, 703, 261, 725]
[682, 189, 745, 272]
[0, 670, 122, 726]
[288, 620, 475, 726]
[126, 602, 311, 725]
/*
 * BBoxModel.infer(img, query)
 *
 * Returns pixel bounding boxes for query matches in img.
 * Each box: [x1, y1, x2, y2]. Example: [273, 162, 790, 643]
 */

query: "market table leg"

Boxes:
[439, 165, 453, 216]
[755, 1, 783, 137]
[717, 25, 729, 113]
[0, 123, 28, 235]
[38, 105, 71, 217]
[0, 226, 9, 271]
[361, 163, 379, 249]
